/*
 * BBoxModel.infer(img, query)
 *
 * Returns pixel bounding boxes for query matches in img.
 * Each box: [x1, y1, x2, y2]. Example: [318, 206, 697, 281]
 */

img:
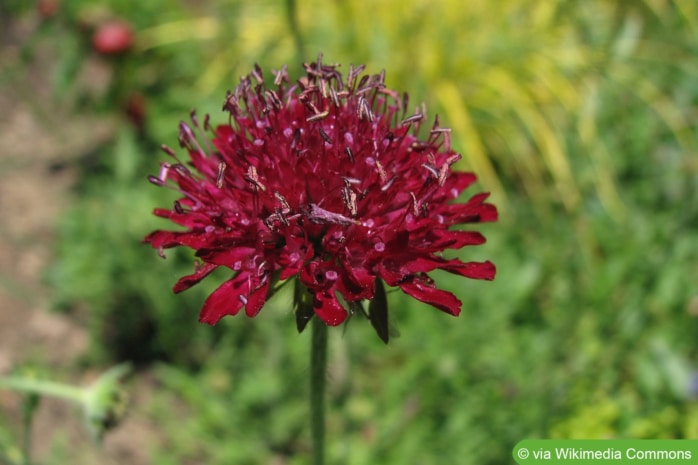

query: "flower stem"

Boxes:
[310, 316, 328, 465]
[0, 377, 84, 404]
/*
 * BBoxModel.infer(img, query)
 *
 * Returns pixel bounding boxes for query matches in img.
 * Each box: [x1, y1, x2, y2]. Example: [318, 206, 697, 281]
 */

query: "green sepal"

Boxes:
[294, 278, 315, 333]
[368, 278, 390, 344]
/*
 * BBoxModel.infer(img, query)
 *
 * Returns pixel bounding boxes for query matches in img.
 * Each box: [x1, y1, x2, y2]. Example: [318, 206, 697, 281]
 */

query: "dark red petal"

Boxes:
[440, 193, 498, 224]
[337, 264, 375, 300]
[198, 274, 248, 325]
[278, 235, 312, 280]
[419, 229, 486, 251]
[442, 171, 477, 197]
[399, 279, 462, 316]
[196, 246, 256, 268]
[405, 257, 496, 280]
[444, 260, 496, 280]
[173, 262, 217, 293]
[144, 230, 210, 250]
[313, 291, 348, 326]
[245, 278, 270, 317]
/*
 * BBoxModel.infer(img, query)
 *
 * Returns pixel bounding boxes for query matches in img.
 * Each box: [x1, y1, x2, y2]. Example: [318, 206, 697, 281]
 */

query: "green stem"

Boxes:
[0, 377, 84, 404]
[310, 316, 328, 465]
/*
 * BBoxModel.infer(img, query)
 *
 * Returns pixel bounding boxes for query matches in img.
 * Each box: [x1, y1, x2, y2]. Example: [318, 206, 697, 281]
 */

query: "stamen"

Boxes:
[400, 113, 424, 126]
[344, 147, 355, 163]
[357, 96, 375, 122]
[318, 127, 332, 144]
[375, 160, 388, 183]
[216, 162, 226, 189]
[409, 192, 420, 216]
[148, 175, 164, 186]
[438, 164, 449, 186]
[380, 176, 396, 192]
[272, 65, 288, 86]
[341, 184, 358, 216]
[160, 144, 177, 157]
[341, 176, 361, 185]
[244, 165, 267, 191]
[174, 200, 184, 214]
[330, 87, 340, 107]
[421, 163, 439, 178]
[251, 63, 264, 84]
[274, 191, 291, 212]
[306, 109, 330, 122]
[265, 89, 283, 109]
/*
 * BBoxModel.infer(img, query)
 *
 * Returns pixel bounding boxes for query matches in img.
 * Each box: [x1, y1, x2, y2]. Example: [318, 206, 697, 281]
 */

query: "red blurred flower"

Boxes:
[145, 58, 497, 341]
[92, 20, 133, 55]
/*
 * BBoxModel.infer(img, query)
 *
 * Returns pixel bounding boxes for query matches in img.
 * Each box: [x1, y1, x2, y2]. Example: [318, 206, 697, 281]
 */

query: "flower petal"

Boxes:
[173, 262, 217, 293]
[245, 278, 270, 317]
[198, 273, 249, 324]
[399, 278, 462, 316]
[313, 291, 348, 326]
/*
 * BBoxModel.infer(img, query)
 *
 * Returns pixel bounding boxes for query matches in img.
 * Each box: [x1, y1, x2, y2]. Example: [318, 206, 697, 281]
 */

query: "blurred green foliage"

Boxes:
[3, 0, 697, 463]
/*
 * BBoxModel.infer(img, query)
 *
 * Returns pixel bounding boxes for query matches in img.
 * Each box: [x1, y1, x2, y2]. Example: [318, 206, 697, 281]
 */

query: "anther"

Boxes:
[148, 175, 164, 186]
[251, 63, 264, 84]
[160, 144, 177, 157]
[400, 113, 424, 126]
[244, 165, 266, 192]
[264, 89, 283, 109]
[357, 96, 374, 122]
[344, 147, 355, 163]
[216, 162, 226, 189]
[274, 191, 291, 212]
[318, 127, 332, 144]
[375, 160, 387, 183]
[380, 176, 396, 192]
[341, 184, 358, 216]
[306, 109, 330, 122]
[273, 65, 288, 86]
[421, 163, 439, 179]
[174, 200, 184, 214]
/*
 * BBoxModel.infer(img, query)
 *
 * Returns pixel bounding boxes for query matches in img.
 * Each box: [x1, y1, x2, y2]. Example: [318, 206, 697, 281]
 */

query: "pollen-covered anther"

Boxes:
[148, 175, 164, 186]
[216, 162, 226, 188]
[357, 96, 375, 122]
[318, 127, 332, 144]
[380, 176, 396, 192]
[244, 165, 266, 192]
[409, 192, 422, 217]
[344, 147, 355, 163]
[274, 191, 291, 212]
[329, 87, 340, 107]
[400, 113, 424, 126]
[375, 160, 388, 183]
[160, 144, 177, 157]
[264, 89, 283, 109]
[306, 109, 330, 122]
[421, 163, 439, 179]
[341, 184, 358, 217]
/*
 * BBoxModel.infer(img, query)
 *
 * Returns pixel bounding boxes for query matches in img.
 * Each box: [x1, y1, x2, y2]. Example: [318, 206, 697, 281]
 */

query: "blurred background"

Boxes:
[1, 0, 697, 463]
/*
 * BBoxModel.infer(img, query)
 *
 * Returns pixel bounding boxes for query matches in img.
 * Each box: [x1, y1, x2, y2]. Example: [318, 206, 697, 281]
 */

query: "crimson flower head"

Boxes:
[145, 57, 497, 342]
